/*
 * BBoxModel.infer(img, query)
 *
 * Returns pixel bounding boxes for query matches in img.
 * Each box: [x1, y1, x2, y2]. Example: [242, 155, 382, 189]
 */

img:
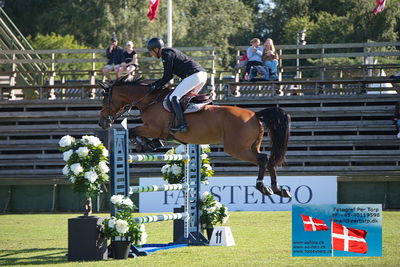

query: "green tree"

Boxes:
[28, 33, 93, 80]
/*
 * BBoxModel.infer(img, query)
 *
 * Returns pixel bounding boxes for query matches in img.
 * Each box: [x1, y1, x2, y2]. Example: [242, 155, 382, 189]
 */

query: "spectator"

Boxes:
[393, 102, 400, 138]
[102, 37, 124, 81]
[117, 41, 138, 78]
[244, 38, 263, 80]
[262, 38, 279, 81]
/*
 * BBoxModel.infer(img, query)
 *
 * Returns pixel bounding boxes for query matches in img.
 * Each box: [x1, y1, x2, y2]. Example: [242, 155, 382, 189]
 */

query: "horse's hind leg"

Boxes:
[256, 153, 273, 195]
[267, 162, 291, 198]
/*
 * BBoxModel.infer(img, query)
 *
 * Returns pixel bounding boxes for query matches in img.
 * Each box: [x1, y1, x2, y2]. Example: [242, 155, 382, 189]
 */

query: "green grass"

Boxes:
[0, 211, 399, 266]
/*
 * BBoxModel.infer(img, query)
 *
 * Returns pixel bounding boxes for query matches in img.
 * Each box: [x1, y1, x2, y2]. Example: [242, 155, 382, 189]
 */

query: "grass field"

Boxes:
[0, 211, 399, 266]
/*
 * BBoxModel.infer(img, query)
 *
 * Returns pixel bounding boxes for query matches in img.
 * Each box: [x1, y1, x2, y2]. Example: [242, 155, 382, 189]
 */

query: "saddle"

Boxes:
[163, 91, 213, 114]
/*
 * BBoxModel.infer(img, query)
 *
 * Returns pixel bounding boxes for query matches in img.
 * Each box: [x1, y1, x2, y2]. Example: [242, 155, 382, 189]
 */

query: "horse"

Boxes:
[98, 76, 291, 198]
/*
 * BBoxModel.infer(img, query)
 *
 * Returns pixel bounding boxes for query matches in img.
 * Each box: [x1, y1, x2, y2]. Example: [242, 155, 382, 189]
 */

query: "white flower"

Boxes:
[201, 191, 210, 200]
[215, 202, 222, 208]
[70, 163, 83, 175]
[98, 161, 110, 173]
[121, 197, 133, 207]
[207, 206, 217, 213]
[161, 164, 171, 174]
[63, 149, 73, 162]
[201, 153, 208, 160]
[203, 164, 212, 171]
[76, 146, 89, 158]
[102, 148, 109, 157]
[137, 231, 147, 245]
[115, 219, 129, 234]
[108, 217, 117, 228]
[200, 144, 210, 150]
[202, 180, 209, 185]
[69, 176, 76, 183]
[175, 144, 186, 154]
[222, 213, 230, 224]
[139, 224, 146, 232]
[84, 171, 98, 183]
[59, 135, 75, 147]
[110, 195, 124, 205]
[171, 164, 182, 175]
[62, 165, 70, 176]
[82, 135, 102, 147]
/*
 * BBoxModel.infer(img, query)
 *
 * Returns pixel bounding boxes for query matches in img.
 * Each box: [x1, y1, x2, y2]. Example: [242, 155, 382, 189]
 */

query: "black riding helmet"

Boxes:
[147, 37, 164, 52]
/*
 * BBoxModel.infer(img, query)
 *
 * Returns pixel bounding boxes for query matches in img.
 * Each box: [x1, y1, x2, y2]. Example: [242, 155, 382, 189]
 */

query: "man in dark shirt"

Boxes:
[102, 37, 124, 81]
[147, 37, 207, 133]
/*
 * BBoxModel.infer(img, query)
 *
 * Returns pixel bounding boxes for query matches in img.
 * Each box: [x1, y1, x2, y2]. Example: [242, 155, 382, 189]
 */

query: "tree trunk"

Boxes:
[84, 197, 92, 217]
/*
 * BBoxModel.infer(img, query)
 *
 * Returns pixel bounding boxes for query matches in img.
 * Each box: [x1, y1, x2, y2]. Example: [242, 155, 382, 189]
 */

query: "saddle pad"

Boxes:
[162, 95, 210, 114]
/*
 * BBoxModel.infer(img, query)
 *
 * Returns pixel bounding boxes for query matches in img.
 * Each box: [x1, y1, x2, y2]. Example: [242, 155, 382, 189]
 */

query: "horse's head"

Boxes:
[98, 75, 154, 129]
[98, 81, 116, 129]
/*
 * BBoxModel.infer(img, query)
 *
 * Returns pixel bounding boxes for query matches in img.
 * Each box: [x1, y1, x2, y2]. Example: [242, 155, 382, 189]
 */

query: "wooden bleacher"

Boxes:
[0, 81, 399, 186]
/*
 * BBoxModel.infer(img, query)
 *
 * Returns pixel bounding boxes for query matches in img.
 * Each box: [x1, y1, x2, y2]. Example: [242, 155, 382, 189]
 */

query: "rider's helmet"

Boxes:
[147, 37, 164, 52]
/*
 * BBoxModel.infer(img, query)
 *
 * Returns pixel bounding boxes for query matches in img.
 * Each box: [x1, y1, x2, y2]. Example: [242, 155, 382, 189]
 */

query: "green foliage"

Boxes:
[200, 192, 229, 230]
[28, 33, 94, 80]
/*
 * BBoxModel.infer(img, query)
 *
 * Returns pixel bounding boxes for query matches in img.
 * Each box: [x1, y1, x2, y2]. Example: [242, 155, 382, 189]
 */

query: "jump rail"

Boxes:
[109, 128, 207, 252]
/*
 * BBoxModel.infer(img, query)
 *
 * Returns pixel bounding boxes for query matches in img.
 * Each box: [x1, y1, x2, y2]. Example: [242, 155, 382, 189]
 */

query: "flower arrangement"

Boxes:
[59, 135, 109, 196]
[200, 192, 229, 230]
[161, 144, 214, 184]
[59, 135, 109, 215]
[103, 195, 147, 246]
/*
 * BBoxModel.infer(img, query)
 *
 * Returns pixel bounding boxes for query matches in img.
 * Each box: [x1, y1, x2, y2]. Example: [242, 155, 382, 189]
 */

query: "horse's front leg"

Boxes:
[128, 125, 164, 152]
[266, 162, 291, 198]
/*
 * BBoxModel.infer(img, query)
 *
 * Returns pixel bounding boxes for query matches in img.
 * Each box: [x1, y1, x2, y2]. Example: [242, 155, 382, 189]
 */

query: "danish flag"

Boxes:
[300, 214, 329, 231]
[332, 222, 368, 254]
[147, 0, 160, 21]
[373, 0, 386, 15]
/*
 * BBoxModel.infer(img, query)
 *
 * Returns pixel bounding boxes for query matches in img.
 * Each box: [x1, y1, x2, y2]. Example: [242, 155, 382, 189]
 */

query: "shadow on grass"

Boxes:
[0, 248, 67, 265]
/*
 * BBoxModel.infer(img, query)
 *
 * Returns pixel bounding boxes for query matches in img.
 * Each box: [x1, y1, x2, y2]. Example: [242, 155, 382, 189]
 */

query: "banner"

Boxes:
[137, 176, 337, 212]
[292, 204, 382, 257]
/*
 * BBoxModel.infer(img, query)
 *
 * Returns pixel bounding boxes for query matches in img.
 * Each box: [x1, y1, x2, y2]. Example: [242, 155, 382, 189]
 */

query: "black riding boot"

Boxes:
[170, 96, 188, 133]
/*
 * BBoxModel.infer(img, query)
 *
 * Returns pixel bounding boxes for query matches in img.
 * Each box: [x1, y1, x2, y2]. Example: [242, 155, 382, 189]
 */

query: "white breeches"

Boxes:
[169, 71, 207, 101]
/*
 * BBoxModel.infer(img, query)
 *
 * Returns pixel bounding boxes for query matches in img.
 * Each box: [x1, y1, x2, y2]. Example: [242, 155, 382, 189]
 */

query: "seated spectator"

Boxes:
[117, 41, 138, 78]
[262, 38, 279, 81]
[102, 37, 124, 81]
[393, 102, 400, 138]
[244, 38, 263, 80]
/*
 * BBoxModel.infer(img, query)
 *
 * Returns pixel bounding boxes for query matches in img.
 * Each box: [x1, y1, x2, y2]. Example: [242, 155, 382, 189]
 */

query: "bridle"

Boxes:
[101, 83, 164, 124]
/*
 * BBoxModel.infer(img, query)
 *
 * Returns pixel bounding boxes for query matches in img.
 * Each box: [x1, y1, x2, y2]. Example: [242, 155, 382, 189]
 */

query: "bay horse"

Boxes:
[98, 76, 291, 198]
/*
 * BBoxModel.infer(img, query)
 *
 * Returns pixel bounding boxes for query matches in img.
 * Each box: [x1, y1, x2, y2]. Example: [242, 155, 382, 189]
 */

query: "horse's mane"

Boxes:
[114, 74, 150, 87]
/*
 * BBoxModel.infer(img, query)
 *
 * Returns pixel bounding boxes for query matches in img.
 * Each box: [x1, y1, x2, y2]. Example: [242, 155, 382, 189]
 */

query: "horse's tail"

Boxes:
[256, 107, 291, 167]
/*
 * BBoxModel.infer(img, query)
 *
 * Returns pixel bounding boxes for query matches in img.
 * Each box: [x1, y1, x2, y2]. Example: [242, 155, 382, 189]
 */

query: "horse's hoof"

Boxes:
[256, 183, 274, 195]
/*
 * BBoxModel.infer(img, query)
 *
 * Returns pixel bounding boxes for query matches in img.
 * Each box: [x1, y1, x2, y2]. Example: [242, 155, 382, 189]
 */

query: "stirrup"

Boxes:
[170, 124, 188, 133]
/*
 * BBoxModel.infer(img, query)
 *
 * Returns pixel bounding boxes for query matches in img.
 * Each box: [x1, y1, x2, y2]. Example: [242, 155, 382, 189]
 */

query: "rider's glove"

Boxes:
[149, 83, 159, 93]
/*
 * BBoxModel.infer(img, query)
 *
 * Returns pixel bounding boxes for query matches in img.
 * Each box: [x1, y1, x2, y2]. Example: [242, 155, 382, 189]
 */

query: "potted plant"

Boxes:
[59, 135, 109, 216]
[103, 195, 147, 259]
[200, 192, 230, 239]
[161, 144, 214, 184]
[59, 135, 110, 261]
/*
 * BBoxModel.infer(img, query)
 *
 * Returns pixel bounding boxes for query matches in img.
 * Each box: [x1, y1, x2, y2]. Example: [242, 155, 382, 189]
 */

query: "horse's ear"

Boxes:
[99, 82, 110, 90]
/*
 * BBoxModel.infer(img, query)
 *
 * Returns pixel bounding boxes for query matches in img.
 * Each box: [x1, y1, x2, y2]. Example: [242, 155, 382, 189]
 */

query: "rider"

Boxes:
[147, 37, 207, 133]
